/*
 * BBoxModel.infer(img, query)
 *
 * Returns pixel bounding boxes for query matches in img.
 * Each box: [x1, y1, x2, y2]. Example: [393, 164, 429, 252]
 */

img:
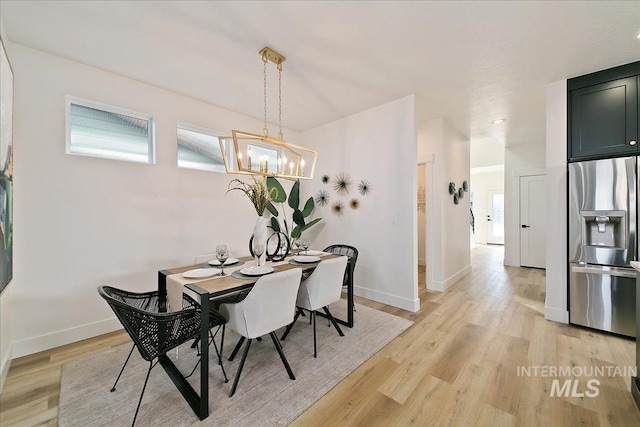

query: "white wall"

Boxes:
[8, 43, 301, 357]
[544, 80, 568, 323]
[470, 169, 505, 245]
[0, 18, 13, 392]
[300, 95, 419, 312]
[503, 144, 546, 267]
[420, 118, 471, 291]
[470, 137, 505, 168]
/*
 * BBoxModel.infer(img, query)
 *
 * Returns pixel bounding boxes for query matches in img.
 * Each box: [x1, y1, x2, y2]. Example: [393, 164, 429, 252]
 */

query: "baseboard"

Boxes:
[428, 264, 472, 292]
[354, 286, 420, 312]
[544, 306, 569, 324]
[503, 258, 519, 267]
[11, 317, 123, 359]
[0, 343, 12, 393]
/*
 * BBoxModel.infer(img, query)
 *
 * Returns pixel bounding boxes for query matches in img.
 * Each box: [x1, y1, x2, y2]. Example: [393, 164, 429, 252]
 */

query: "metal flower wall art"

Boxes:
[332, 200, 345, 216]
[317, 172, 373, 218]
[315, 189, 329, 207]
[357, 180, 372, 196]
[333, 173, 352, 195]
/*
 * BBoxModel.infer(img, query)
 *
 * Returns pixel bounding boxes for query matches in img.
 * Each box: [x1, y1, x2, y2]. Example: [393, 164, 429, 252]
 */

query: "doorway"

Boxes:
[486, 190, 505, 245]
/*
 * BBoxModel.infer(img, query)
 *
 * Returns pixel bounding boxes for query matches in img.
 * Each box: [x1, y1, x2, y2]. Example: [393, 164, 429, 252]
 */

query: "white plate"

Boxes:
[293, 255, 321, 263]
[208, 258, 239, 266]
[240, 266, 275, 276]
[182, 268, 220, 279]
[303, 250, 323, 256]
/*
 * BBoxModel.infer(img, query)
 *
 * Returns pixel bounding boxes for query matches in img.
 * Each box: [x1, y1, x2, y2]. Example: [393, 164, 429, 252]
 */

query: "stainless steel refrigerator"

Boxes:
[568, 156, 637, 337]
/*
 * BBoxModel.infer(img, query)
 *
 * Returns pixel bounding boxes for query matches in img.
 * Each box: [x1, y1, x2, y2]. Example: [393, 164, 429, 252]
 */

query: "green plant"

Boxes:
[227, 176, 272, 215]
[266, 177, 322, 241]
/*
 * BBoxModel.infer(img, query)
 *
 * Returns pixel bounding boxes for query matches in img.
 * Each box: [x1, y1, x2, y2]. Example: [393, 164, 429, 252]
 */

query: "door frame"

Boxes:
[507, 168, 546, 267]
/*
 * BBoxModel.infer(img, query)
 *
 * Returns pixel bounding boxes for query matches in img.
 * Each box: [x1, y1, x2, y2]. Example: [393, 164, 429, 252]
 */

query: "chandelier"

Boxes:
[219, 47, 317, 180]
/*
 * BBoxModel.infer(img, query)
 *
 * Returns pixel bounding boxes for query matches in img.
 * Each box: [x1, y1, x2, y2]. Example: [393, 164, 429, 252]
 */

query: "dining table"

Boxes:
[155, 250, 355, 420]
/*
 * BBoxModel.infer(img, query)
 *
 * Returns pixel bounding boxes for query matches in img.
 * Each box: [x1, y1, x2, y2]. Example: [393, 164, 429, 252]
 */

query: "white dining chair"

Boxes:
[219, 268, 303, 397]
[280, 256, 348, 358]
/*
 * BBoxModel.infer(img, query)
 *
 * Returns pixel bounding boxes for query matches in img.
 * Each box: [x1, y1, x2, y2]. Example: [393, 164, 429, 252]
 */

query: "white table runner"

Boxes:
[166, 257, 298, 311]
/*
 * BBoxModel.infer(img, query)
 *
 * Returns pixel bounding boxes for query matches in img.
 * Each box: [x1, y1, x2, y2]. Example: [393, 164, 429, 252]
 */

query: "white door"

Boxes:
[486, 191, 505, 245]
[520, 175, 546, 268]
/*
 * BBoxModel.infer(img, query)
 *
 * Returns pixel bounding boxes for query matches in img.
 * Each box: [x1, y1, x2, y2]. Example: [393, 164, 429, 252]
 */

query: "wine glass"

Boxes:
[294, 239, 302, 254]
[253, 243, 265, 266]
[301, 239, 311, 255]
[216, 244, 229, 276]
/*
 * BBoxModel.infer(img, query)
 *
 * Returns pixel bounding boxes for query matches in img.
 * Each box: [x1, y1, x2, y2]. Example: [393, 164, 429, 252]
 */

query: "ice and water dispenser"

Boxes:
[580, 210, 627, 252]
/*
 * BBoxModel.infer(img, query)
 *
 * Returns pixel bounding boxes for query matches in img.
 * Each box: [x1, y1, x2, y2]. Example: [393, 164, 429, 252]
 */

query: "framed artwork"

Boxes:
[0, 35, 14, 294]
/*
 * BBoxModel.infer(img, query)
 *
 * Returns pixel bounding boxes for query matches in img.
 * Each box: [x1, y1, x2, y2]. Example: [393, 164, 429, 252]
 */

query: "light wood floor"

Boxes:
[2, 245, 639, 426]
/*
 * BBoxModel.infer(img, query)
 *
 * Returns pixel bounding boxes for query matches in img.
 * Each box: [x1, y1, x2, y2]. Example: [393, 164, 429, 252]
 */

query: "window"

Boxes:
[177, 124, 226, 173]
[66, 97, 154, 164]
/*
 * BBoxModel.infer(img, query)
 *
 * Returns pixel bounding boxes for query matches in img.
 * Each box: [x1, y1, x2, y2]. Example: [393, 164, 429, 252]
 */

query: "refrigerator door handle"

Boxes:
[571, 264, 637, 279]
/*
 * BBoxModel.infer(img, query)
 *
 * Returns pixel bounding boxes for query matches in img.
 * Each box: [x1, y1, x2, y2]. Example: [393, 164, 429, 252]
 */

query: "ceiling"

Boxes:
[1, 1, 639, 147]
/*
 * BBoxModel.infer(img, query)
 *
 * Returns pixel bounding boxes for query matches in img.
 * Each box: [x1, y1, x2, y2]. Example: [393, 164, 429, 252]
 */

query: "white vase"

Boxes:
[253, 214, 269, 266]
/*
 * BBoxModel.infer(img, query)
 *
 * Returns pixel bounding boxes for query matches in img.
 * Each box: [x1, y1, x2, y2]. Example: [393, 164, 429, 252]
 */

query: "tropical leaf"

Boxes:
[293, 210, 305, 227]
[291, 218, 322, 239]
[267, 176, 287, 203]
[266, 202, 278, 217]
[270, 217, 281, 232]
[288, 180, 300, 209]
[302, 197, 314, 217]
[300, 218, 321, 232]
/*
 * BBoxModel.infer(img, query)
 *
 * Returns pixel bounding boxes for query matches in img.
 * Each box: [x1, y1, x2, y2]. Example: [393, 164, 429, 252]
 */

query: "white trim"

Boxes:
[417, 152, 435, 165]
[428, 264, 472, 292]
[503, 258, 519, 267]
[65, 95, 156, 165]
[512, 167, 546, 178]
[11, 317, 123, 359]
[471, 164, 505, 174]
[0, 343, 12, 393]
[354, 286, 420, 312]
[544, 306, 569, 324]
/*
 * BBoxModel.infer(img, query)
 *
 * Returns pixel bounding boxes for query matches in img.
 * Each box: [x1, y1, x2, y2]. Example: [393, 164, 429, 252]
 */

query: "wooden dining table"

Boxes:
[155, 252, 355, 420]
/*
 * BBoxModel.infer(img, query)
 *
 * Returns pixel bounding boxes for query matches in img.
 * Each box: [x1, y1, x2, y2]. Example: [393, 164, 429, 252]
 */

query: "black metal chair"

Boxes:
[323, 244, 358, 311]
[98, 286, 228, 426]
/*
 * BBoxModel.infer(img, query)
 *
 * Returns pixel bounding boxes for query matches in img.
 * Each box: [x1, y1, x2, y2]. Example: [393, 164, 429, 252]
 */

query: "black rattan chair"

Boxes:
[323, 244, 358, 310]
[98, 286, 227, 426]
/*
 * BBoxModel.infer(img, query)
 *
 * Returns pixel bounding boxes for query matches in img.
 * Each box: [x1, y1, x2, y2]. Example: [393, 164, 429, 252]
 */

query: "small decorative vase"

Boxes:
[252, 213, 269, 266]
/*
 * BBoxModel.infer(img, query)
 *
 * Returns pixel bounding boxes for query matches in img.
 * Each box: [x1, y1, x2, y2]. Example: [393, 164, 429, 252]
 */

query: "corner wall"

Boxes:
[420, 118, 471, 291]
[544, 79, 568, 323]
[300, 95, 419, 312]
[8, 43, 300, 357]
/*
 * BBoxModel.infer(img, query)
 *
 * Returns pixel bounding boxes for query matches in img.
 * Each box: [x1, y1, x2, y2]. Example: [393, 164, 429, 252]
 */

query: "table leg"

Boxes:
[198, 288, 209, 418]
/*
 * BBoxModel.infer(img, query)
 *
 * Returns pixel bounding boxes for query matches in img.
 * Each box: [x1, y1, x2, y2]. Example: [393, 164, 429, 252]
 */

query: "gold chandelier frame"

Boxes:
[219, 47, 317, 180]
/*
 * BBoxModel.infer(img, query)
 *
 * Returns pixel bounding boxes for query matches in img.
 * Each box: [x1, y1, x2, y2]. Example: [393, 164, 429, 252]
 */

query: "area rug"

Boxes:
[59, 302, 412, 426]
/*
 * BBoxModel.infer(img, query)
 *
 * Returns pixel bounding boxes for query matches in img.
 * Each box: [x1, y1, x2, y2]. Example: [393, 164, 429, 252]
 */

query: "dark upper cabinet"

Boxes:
[568, 62, 640, 161]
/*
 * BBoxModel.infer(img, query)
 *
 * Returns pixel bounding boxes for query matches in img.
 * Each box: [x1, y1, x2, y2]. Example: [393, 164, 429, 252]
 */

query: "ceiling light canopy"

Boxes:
[219, 47, 317, 180]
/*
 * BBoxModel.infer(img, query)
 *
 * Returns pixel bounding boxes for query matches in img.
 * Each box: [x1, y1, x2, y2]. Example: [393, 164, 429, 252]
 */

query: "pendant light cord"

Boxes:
[263, 53, 268, 137]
